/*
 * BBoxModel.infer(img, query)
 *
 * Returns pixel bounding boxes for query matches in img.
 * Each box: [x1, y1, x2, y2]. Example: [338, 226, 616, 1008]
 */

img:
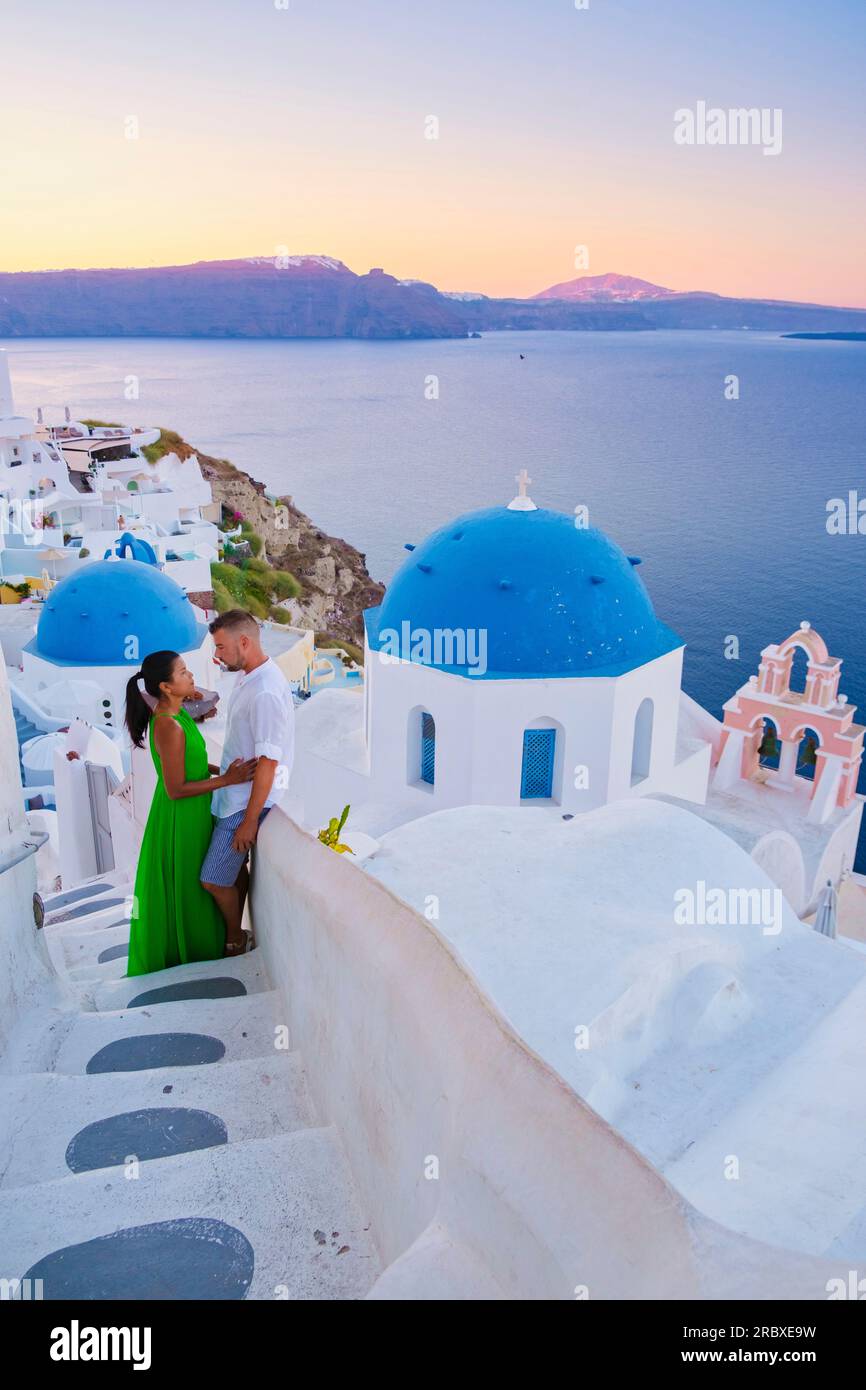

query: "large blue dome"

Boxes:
[365, 506, 682, 679]
[34, 559, 204, 666]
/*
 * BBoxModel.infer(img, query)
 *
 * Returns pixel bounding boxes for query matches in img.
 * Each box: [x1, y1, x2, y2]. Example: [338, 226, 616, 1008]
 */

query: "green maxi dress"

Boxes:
[126, 708, 226, 977]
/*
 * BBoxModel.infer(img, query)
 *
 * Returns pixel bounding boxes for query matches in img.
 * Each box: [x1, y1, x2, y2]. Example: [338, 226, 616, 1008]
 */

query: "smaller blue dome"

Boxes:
[35, 559, 203, 666]
[104, 532, 159, 566]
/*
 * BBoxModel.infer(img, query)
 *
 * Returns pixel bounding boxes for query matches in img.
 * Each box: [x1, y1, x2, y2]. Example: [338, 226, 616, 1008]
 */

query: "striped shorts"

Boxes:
[200, 808, 271, 888]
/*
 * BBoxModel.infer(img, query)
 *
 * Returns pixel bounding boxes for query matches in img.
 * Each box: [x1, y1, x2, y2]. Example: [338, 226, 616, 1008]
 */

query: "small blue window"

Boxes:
[420, 712, 436, 785]
[521, 728, 555, 799]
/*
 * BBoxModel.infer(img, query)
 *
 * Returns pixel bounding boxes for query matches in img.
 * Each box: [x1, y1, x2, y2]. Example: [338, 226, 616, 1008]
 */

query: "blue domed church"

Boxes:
[293, 477, 713, 826]
[20, 558, 211, 732]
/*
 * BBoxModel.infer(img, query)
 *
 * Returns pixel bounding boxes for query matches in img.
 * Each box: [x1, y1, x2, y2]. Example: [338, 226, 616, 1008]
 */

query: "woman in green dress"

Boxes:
[124, 650, 257, 977]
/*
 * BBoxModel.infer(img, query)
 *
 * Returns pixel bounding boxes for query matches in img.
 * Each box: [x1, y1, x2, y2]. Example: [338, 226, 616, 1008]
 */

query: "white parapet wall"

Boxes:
[251, 809, 855, 1300]
[0, 659, 68, 1058]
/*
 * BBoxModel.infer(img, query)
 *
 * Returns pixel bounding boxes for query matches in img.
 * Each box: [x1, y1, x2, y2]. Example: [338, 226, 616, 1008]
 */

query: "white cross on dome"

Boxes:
[507, 468, 537, 511]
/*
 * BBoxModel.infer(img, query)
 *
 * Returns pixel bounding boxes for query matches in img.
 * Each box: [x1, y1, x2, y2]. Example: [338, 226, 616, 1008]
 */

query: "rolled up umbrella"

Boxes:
[814, 879, 838, 939]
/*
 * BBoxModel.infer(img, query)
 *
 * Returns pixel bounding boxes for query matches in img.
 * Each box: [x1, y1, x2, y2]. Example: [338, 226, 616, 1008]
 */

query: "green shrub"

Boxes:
[209, 556, 299, 620]
[269, 606, 291, 625]
[211, 575, 234, 613]
[211, 562, 246, 599]
[241, 556, 269, 576]
[272, 569, 301, 600]
[236, 520, 264, 556]
[142, 428, 184, 465]
[243, 588, 271, 620]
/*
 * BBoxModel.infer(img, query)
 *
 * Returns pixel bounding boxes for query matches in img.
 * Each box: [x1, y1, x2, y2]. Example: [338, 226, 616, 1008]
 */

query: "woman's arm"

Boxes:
[154, 718, 255, 800]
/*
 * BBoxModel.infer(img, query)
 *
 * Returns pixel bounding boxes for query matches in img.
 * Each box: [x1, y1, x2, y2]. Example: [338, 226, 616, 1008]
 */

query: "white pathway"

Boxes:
[0, 877, 380, 1300]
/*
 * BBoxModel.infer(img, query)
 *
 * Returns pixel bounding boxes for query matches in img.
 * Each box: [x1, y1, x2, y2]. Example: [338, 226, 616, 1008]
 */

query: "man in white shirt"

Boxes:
[200, 609, 295, 954]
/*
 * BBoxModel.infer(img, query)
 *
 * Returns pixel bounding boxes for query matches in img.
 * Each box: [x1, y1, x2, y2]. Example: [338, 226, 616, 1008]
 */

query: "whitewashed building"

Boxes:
[291, 476, 711, 831]
[0, 350, 219, 597]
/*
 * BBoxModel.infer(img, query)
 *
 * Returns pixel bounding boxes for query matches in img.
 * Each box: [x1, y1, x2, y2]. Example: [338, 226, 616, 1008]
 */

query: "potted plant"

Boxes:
[317, 805, 354, 854]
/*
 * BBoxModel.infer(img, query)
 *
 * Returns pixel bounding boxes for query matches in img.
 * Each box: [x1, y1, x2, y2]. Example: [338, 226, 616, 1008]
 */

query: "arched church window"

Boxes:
[796, 728, 820, 780]
[631, 698, 654, 785]
[758, 718, 781, 769]
[788, 646, 809, 695]
[420, 712, 436, 785]
[521, 728, 556, 799]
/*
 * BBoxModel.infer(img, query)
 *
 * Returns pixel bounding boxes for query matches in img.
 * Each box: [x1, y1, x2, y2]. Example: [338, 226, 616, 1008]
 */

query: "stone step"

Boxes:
[0, 1053, 314, 1190]
[0, 990, 286, 1076]
[15, 715, 39, 746]
[0, 1128, 380, 1301]
[85, 945, 270, 1009]
[42, 893, 133, 934]
[54, 920, 131, 977]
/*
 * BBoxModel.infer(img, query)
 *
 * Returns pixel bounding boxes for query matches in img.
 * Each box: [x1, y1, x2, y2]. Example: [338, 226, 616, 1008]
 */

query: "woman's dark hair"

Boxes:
[124, 650, 181, 748]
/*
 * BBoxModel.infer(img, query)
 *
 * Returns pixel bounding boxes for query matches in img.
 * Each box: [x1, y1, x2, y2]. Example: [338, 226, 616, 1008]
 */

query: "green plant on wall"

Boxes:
[317, 804, 353, 854]
[210, 557, 300, 621]
[141, 428, 184, 465]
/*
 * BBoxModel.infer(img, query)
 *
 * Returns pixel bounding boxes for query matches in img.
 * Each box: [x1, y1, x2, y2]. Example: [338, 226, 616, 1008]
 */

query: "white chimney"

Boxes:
[0, 351, 14, 419]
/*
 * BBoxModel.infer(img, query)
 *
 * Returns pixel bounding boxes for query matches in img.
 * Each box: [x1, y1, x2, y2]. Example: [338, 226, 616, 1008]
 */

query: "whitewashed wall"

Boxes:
[0, 661, 68, 1058]
[251, 809, 854, 1300]
[20, 636, 214, 732]
[360, 642, 704, 814]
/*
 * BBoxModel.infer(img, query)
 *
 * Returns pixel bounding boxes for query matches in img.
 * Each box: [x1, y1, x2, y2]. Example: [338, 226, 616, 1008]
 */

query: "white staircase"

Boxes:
[0, 881, 380, 1300]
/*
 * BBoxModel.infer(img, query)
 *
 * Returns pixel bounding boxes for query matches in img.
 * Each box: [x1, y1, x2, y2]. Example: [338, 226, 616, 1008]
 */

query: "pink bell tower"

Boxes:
[714, 623, 864, 823]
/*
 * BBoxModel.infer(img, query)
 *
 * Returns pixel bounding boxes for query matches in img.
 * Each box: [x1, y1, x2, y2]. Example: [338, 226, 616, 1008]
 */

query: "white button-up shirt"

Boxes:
[212, 658, 295, 820]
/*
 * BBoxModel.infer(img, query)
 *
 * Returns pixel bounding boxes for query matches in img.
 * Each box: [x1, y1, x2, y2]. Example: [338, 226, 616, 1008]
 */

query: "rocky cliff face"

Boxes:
[174, 435, 383, 644]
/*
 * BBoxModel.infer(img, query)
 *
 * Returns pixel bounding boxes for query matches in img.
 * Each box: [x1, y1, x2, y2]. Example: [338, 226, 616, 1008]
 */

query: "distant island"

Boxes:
[782, 331, 866, 341]
[1, 258, 865, 340]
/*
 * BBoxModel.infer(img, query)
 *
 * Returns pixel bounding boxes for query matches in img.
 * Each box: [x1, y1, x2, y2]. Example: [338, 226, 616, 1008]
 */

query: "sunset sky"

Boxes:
[4, 0, 865, 304]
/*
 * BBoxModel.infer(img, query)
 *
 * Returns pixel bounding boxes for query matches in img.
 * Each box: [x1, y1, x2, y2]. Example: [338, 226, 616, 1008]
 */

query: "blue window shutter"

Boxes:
[521, 728, 555, 799]
[420, 712, 436, 785]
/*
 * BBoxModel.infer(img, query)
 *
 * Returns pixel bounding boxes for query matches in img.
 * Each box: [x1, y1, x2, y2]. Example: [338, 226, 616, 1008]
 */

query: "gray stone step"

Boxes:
[50, 920, 131, 977]
[0, 990, 286, 1075]
[0, 1052, 314, 1190]
[87, 947, 270, 1010]
[0, 1128, 381, 1301]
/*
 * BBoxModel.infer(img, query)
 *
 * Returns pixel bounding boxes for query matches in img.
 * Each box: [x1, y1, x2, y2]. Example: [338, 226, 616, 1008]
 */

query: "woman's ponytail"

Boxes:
[124, 670, 149, 749]
[124, 650, 180, 748]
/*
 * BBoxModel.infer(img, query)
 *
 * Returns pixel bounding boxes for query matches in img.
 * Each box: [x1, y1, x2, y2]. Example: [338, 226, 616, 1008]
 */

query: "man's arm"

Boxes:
[156, 719, 256, 799]
[232, 757, 277, 853]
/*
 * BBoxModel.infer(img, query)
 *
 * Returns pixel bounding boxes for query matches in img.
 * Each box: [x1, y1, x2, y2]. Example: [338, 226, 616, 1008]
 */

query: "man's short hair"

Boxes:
[209, 609, 261, 637]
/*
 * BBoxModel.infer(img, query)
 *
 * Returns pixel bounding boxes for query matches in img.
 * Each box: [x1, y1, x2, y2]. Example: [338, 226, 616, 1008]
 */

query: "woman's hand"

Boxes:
[222, 757, 258, 786]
